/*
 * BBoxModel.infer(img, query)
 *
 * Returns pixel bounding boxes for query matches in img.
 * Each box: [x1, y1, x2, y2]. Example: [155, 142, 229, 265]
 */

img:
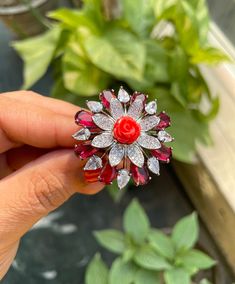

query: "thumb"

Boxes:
[0, 149, 104, 246]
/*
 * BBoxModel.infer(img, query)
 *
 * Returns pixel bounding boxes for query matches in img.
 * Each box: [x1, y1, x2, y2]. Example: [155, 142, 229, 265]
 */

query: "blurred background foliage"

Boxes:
[12, 0, 229, 162]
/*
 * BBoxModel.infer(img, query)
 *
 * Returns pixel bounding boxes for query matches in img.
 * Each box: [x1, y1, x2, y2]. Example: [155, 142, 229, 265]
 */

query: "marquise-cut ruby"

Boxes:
[99, 90, 116, 109]
[157, 112, 171, 130]
[75, 110, 96, 128]
[131, 164, 149, 186]
[74, 144, 99, 159]
[151, 144, 172, 162]
[99, 162, 117, 184]
[84, 168, 102, 183]
[131, 92, 147, 107]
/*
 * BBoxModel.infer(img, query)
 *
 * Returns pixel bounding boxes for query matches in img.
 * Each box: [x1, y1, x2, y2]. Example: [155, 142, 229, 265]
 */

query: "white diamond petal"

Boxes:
[72, 128, 90, 141]
[117, 169, 130, 189]
[127, 98, 144, 120]
[84, 155, 102, 170]
[91, 132, 113, 148]
[109, 144, 125, 167]
[87, 101, 103, 113]
[145, 101, 157, 114]
[127, 144, 144, 167]
[92, 114, 114, 130]
[138, 134, 161, 149]
[118, 87, 130, 103]
[158, 130, 173, 142]
[140, 115, 160, 131]
[147, 157, 160, 175]
[110, 98, 124, 120]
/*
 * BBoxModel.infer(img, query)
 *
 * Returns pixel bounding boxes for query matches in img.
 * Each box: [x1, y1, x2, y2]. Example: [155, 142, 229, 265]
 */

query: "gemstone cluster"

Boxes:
[72, 87, 173, 189]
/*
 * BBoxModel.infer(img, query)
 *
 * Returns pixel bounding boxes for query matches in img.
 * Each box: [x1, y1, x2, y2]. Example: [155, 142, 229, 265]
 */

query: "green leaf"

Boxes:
[172, 213, 199, 252]
[109, 258, 138, 284]
[123, 199, 150, 243]
[180, 249, 216, 270]
[148, 229, 175, 260]
[164, 268, 190, 284]
[153, 0, 177, 18]
[83, 27, 146, 81]
[13, 26, 61, 89]
[94, 230, 125, 254]
[135, 269, 161, 284]
[190, 47, 230, 64]
[85, 254, 109, 284]
[200, 279, 213, 284]
[62, 35, 110, 96]
[134, 246, 171, 271]
[122, 246, 136, 262]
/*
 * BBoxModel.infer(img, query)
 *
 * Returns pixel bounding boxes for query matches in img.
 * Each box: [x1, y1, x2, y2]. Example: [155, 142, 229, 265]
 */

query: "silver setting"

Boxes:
[92, 114, 114, 130]
[110, 98, 124, 120]
[109, 144, 125, 167]
[127, 144, 144, 167]
[87, 101, 103, 113]
[127, 99, 144, 120]
[137, 134, 161, 149]
[147, 157, 160, 175]
[91, 132, 113, 148]
[140, 115, 160, 131]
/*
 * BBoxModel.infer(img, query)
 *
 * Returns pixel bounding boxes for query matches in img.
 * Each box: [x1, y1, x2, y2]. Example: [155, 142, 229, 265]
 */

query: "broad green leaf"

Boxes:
[83, 28, 146, 81]
[94, 230, 125, 254]
[190, 47, 230, 64]
[172, 213, 199, 251]
[13, 26, 61, 89]
[153, 0, 177, 18]
[135, 269, 161, 284]
[62, 36, 110, 96]
[85, 254, 109, 284]
[180, 249, 216, 270]
[164, 268, 190, 284]
[134, 246, 171, 271]
[109, 258, 138, 284]
[122, 247, 136, 262]
[148, 229, 175, 260]
[123, 199, 150, 243]
[200, 279, 213, 284]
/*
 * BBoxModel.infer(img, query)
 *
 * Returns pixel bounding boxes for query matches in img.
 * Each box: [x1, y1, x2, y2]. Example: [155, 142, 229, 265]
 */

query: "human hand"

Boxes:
[0, 91, 104, 279]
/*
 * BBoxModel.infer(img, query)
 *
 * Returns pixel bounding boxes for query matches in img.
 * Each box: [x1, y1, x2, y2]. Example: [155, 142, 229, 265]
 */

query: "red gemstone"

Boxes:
[99, 90, 116, 109]
[131, 164, 149, 186]
[99, 162, 117, 184]
[75, 110, 96, 128]
[74, 144, 99, 159]
[151, 144, 172, 162]
[157, 112, 171, 130]
[131, 92, 147, 106]
[113, 116, 141, 144]
[84, 169, 101, 183]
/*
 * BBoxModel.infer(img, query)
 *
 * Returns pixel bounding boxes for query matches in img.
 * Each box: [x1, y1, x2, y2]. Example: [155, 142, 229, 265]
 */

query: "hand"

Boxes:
[0, 91, 104, 279]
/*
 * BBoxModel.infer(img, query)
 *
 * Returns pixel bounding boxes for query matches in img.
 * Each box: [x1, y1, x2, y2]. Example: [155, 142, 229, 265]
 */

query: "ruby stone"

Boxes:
[157, 112, 171, 130]
[99, 90, 116, 109]
[151, 144, 172, 162]
[113, 116, 141, 144]
[74, 144, 99, 159]
[131, 164, 149, 186]
[84, 169, 101, 183]
[75, 110, 96, 128]
[99, 162, 117, 184]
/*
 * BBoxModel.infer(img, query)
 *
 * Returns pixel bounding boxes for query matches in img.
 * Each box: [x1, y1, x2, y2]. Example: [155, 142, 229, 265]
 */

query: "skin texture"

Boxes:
[0, 91, 104, 279]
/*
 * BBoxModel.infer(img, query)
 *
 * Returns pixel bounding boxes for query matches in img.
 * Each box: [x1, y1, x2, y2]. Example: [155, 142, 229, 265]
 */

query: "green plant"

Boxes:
[85, 199, 216, 284]
[12, 0, 229, 162]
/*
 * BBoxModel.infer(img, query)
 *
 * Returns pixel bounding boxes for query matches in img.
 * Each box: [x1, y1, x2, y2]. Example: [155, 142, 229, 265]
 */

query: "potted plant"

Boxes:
[85, 199, 218, 284]
[0, 0, 58, 38]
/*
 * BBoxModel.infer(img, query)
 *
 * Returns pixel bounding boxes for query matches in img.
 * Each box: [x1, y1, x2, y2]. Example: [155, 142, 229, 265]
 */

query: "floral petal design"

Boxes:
[158, 130, 173, 142]
[87, 101, 103, 113]
[117, 169, 130, 189]
[127, 99, 144, 120]
[109, 144, 125, 167]
[92, 114, 114, 130]
[127, 144, 144, 167]
[118, 87, 130, 103]
[84, 155, 102, 170]
[140, 115, 160, 131]
[137, 134, 161, 149]
[110, 98, 124, 120]
[145, 101, 157, 114]
[91, 132, 113, 148]
[147, 157, 160, 175]
[72, 128, 91, 141]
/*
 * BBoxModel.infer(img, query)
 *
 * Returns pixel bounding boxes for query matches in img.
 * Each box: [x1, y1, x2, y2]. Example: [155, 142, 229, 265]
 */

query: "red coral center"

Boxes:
[113, 116, 141, 144]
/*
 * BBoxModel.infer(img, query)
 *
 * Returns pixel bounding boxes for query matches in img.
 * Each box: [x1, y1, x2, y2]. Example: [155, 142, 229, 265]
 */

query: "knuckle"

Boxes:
[27, 170, 68, 213]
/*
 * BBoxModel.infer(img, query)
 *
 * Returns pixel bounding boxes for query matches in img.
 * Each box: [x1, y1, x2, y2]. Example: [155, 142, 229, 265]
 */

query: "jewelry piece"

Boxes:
[73, 87, 173, 189]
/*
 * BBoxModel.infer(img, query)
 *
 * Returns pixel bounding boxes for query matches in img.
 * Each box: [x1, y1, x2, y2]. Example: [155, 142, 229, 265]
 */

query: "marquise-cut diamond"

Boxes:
[92, 114, 114, 130]
[109, 144, 125, 166]
[117, 169, 130, 189]
[72, 128, 91, 141]
[147, 157, 160, 175]
[118, 87, 130, 103]
[158, 130, 173, 142]
[84, 155, 102, 170]
[110, 98, 124, 120]
[138, 134, 161, 149]
[127, 99, 143, 120]
[140, 115, 160, 131]
[127, 144, 144, 167]
[91, 132, 113, 148]
[87, 101, 103, 113]
[145, 101, 157, 114]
